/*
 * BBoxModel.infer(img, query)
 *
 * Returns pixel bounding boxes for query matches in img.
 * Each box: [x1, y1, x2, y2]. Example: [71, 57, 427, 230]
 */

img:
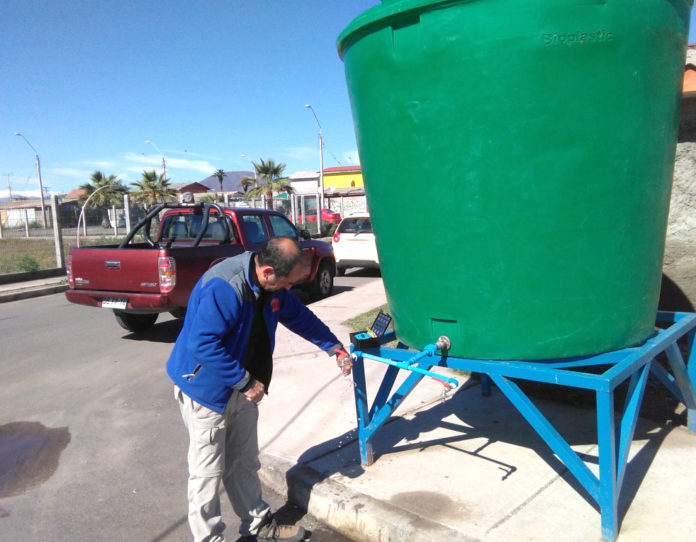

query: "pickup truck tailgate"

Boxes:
[69, 246, 162, 293]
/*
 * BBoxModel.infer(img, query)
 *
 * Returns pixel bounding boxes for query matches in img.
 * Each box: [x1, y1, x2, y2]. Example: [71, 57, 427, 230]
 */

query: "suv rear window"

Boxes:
[338, 217, 372, 234]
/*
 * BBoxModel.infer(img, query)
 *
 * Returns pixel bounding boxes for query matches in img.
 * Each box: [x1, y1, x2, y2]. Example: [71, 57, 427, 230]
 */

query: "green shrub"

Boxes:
[19, 256, 40, 272]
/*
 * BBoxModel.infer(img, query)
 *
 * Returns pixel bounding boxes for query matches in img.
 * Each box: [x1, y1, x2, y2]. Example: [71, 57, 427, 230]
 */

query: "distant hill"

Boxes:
[197, 171, 254, 192]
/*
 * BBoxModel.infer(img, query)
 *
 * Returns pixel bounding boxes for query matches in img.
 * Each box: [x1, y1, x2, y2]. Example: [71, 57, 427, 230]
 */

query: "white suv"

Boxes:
[332, 213, 380, 276]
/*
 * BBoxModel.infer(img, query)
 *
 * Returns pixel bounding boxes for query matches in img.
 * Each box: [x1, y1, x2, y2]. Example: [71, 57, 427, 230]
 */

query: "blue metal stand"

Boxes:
[350, 311, 696, 542]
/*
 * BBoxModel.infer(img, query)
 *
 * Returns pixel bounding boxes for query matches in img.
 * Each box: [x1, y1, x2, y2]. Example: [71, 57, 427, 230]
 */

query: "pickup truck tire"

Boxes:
[113, 311, 158, 332]
[169, 307, 187, 319]
[309, 261, 334, 299]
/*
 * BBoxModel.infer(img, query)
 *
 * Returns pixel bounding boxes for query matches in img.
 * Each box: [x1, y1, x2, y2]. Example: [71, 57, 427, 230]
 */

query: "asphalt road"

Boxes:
[0, 271, 378, 541]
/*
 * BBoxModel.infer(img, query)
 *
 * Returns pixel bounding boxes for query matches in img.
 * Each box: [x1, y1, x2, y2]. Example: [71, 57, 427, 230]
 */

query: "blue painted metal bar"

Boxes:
[603, 313, 696, 389]
[364, 370, 424, 435]
[350, 354, 373, 466]
[369, 364, 400, 419]
[616, 364, 651, 494]
[357, 351, 459, 388]
[688, 328, 696, 433]
[349, 311, 696, 541]
[665, 343, 696, 409]
[489, 373, 600, 501]
[649, 361, 684, 403]
[596, 389, 618, 542]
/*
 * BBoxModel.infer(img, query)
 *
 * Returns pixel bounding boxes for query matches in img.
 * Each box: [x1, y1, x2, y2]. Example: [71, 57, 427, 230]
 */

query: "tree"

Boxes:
[130, 170, 176, 208]
[245, 158, 294, 209]
[214, 168, 226, 193]
[239, 175, 255, 193]
[79, 171, 128, 227]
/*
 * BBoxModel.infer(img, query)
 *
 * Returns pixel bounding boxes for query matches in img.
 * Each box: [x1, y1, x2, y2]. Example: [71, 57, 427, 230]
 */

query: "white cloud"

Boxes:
[124, 153, 162, 167]
[84, 160, 117, 169]
[166, 156, 216, 174]
[124, 152, 215, 174]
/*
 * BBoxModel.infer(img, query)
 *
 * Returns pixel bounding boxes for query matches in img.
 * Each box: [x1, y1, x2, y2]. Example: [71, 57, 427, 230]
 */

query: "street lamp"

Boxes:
[145, 139, 167, 179]
[304, 104, 325, 220]
[14, 132, 47, 227]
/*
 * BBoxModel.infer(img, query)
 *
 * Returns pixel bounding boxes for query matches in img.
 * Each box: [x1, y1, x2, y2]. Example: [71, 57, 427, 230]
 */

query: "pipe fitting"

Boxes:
[436, 336, 451, 353]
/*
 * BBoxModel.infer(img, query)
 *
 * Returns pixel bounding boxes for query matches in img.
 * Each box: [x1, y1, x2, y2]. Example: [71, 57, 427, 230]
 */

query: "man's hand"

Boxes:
[336, 349, 352, 376]
[242, 378, 266, 403]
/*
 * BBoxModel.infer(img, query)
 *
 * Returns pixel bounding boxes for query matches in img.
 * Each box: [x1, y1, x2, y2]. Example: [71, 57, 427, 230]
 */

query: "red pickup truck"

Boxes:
[65, 201, 337, 332]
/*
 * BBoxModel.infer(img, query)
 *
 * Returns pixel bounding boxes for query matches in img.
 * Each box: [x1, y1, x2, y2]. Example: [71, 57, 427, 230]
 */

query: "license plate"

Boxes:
[101, 298, 128, 309]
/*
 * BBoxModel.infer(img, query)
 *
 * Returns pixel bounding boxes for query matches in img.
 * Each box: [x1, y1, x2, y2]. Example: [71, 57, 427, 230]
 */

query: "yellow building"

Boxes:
[321, 165, 367, 216]
[322, 165, 364, 195]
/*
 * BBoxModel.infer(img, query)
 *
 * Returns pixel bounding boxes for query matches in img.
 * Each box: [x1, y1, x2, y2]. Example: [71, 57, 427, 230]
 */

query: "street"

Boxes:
[0, 271, 378, 541]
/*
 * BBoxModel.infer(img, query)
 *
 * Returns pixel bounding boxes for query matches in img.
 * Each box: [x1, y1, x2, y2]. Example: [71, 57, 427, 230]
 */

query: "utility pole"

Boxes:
[4, 173, 12, 201]
[145, 140, 167, 179]
[304, 104, 325, 232]
[14, 133, 47, 227]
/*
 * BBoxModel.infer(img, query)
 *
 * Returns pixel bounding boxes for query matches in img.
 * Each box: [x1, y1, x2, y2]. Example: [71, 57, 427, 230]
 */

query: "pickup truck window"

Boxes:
[161, 213, 236, 243]
[242, 215, 268, 244]
[268, 214, 298, 240]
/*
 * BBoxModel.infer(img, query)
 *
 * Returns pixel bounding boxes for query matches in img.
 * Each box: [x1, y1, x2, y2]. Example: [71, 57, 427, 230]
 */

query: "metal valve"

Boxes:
[435, 335, 451, 353]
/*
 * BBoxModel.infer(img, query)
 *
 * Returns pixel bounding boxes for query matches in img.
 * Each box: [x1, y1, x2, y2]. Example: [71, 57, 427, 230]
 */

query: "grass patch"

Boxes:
[0, 237, 121, 274]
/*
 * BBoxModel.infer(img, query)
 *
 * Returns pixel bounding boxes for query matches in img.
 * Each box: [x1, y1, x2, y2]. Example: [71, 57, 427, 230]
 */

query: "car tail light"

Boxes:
[159, 257, 176, 294]
[66, 254, 74, 288]
[333, 232, 341, 243]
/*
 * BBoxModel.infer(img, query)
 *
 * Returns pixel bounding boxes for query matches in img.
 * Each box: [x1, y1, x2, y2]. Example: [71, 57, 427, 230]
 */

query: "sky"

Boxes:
[1, 0, 380, 197]
[2, 1, 695, 198]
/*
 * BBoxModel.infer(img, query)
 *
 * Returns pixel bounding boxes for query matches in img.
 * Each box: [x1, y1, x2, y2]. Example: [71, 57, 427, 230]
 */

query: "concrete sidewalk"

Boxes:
[257, 279, 696, 542]
[3, 275, 694, 541]
[0, 275, 67, 303]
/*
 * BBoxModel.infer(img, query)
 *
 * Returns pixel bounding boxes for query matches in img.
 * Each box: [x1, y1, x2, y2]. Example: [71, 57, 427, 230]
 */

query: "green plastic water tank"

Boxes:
[338, 0, 692, 360]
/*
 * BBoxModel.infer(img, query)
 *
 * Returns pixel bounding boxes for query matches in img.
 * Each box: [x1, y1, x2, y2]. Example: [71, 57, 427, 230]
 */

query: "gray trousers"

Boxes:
[175, 386, 271, 541]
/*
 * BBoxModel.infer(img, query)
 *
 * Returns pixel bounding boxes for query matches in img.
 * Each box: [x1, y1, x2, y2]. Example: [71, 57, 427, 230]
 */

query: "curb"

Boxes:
[259, 452, 481, 542]
[0, 282, 68, 303]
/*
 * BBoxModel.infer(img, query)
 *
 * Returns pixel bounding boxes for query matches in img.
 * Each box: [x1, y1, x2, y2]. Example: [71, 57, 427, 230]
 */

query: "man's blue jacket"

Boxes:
[166, 252, 342, 413]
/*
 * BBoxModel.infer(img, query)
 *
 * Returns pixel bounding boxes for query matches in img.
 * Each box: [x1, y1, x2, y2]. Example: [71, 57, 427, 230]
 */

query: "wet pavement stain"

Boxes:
[0, 422, 70, 499]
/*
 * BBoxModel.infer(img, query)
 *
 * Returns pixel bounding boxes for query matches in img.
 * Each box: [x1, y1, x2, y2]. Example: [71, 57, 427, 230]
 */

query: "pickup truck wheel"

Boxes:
[169, 307, 187, 319]
[113, 311, 158, 332]
[336, 265, 345, 277]
[310, 261, 334, 299]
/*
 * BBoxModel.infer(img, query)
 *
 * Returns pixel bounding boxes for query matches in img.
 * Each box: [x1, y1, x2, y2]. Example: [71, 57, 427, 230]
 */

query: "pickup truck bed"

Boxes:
[66, 202, 336, 332]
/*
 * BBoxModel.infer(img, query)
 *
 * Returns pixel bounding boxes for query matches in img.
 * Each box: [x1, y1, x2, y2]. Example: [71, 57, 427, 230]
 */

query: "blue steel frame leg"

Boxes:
[351, 350, 428, 466]
[665, 333, 696, 433]
[616, 365, 651, 492]
[481, 373, 492, 396]
[597, 389, 618, 542]
[351, 354, 374, 466]
[690, 329, 696, 433]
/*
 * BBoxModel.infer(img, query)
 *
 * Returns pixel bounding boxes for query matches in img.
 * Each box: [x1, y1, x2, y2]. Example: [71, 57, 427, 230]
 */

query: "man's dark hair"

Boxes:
[257, 237, 304, 277]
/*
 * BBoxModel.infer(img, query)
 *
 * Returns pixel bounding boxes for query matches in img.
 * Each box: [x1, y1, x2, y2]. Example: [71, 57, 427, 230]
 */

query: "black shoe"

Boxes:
[254, 515, 307, 542]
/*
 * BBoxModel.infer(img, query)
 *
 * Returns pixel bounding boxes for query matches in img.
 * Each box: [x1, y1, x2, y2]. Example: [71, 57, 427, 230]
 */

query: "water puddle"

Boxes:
[0, 422, 70, 498]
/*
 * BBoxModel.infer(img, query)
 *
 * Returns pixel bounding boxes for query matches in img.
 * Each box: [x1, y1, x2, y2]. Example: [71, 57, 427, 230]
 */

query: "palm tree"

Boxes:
[239, 175, 256, 193]
[79, 171, 128, 227]
[130, 170, 176, 208]
[245, 158, 294, 209]
[214, 169, 226, 193]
